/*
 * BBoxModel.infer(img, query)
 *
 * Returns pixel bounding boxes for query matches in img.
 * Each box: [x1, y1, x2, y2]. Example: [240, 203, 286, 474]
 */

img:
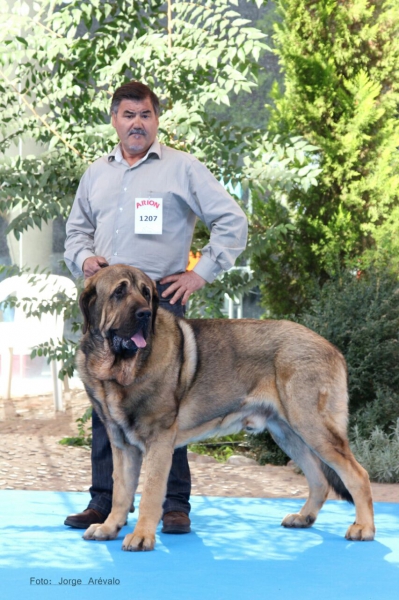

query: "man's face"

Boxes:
[111, 97, 159, 160]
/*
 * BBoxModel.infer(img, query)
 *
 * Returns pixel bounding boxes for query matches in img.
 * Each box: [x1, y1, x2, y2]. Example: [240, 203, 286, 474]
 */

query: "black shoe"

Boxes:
[162, 511, 191, 534]
[64, 508, 107, 529]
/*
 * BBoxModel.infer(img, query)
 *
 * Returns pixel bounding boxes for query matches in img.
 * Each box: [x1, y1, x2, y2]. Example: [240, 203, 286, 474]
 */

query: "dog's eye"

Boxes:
[112, 282, 127, 299]
[142, 286, 151, 303]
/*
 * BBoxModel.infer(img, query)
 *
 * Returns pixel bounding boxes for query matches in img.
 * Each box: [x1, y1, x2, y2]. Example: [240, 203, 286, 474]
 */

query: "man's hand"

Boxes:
[83, 256, 109, 278]
[160, 271, 206, 305]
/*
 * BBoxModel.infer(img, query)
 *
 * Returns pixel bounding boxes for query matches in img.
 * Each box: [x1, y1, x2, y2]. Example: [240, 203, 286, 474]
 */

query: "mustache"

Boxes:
[128, 128, 146, 136]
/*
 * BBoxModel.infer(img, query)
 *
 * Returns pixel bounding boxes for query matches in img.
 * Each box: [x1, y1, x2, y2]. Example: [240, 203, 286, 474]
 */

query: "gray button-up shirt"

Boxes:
[64, 139, 248, 282]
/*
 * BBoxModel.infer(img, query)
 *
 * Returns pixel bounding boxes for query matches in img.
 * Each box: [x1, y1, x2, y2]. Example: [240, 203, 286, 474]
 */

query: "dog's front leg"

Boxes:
[83, 444, 142, 541]
[122, 427, 176, 552]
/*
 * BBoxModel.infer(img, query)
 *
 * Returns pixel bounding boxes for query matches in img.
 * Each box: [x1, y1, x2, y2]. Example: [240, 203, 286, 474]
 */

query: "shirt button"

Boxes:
[119, 208, 123, 211]
[116, 230, 119, 234]
[114, 252, 118, 256]
[123, 188, 127, 191]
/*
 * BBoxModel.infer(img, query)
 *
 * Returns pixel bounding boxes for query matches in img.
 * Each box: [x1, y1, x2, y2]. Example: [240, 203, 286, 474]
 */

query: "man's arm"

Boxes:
[187, 157, 248, 283]
[64, 173, 99, 278]
[161, 156, 248, 303]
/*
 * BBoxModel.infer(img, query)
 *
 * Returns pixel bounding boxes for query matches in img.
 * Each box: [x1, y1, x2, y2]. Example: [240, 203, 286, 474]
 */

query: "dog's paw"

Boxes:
[83, 523, 119, 541]
[281, 513, 316, 528]
[345, 523, 375, 541]
[122, 530, 155, 552]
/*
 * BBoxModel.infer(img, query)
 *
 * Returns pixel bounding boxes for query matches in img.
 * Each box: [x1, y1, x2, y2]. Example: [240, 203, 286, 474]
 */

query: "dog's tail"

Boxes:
[321, 463, 354, 504]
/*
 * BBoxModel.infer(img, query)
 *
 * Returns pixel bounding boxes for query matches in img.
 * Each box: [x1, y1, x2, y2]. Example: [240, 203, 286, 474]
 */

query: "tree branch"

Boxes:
[0, 69, 88, 161]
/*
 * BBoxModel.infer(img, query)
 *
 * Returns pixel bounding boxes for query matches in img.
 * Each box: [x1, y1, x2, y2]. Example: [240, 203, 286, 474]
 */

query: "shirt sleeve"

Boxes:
[187, 158, 248, 283]
[64, 171, 96, 278]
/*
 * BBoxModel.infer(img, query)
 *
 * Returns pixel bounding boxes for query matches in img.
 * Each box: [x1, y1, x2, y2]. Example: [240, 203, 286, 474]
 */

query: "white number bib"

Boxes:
[134, 197, 163, 235]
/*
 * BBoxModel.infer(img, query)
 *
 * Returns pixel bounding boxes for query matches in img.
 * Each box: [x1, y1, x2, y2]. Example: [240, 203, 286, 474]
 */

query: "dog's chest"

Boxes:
[100, 386, 145, 450]
[107, 418, 143, 451]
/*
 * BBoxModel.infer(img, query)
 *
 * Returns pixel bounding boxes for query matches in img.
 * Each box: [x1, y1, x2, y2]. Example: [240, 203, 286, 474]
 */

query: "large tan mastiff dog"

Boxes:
[77, 265, 375, 551]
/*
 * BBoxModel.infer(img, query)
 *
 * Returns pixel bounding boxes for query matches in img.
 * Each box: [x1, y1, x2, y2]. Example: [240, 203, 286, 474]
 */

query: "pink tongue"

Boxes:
[131, 330, 147, 348]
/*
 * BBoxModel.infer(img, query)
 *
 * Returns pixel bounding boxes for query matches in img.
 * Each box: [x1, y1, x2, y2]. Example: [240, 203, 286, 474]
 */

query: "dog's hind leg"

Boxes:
[266, 416, 330, 528]
[305, 432, 374, 541]
[83, 444, 142, 541]
[279, 393, 375, 540]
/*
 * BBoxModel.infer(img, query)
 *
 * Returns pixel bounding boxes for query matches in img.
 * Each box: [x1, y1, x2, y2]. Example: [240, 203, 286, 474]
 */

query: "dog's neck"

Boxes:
[85, 339, 140, 386]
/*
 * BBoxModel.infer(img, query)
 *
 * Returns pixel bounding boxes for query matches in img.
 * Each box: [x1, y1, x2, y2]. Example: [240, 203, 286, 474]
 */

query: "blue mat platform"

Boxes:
[1, 491, 398, 600]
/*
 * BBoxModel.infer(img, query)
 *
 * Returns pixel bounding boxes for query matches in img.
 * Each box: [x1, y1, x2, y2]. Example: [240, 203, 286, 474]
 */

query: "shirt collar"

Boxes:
[108, 139, 162, 165]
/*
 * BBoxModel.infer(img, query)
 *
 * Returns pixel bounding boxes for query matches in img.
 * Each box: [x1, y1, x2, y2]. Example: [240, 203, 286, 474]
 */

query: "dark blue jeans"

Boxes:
[88, 282, 191, 517]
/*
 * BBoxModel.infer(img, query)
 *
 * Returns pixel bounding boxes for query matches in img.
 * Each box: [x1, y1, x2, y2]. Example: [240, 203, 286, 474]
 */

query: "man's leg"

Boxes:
[161, 446, 191, 533]
[158, 282, 191, 532]
[88, 410, 113, 514]
[64, 410, 112, 528]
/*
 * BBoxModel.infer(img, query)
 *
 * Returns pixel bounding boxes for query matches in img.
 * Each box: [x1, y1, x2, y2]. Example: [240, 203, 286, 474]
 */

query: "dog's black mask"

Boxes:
[110, 335, 138, 357]
[108, 309, 151, 358]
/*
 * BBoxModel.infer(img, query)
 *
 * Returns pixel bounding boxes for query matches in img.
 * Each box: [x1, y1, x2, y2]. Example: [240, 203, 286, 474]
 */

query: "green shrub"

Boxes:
[350, 387, 399, 439]
[294, 266, 399, 482]
[350, 420, 399, 483]
[59, 407, 92, 448]
[188, 433, 250, 463]
[298, 268, 399, 416]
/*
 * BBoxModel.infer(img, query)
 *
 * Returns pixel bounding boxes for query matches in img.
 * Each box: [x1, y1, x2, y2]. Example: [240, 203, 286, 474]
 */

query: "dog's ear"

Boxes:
[79, 282, 97, 334]
[151, 281, 159, 333]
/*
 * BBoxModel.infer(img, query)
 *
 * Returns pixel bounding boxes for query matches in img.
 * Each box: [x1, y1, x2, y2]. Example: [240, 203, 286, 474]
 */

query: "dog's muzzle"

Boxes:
[109, 308, 151, 356]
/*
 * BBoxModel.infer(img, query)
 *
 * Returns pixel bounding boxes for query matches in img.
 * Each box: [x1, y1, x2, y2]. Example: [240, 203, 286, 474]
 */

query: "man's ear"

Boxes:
[79, 282, 97, 334]
[111, 111, 117, 129]
[151, 281, 159, 333]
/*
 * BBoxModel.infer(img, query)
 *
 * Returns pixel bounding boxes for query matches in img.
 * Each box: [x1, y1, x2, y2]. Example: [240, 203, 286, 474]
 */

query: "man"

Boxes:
[64, 81, 248, 534]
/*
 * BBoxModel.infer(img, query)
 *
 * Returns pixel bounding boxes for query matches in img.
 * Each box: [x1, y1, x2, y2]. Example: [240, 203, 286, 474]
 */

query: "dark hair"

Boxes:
[110, 81, 160, 116]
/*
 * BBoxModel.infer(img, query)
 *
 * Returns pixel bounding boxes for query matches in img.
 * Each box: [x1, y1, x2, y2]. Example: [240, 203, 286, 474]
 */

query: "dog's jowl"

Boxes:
[77, 265, 375, 551]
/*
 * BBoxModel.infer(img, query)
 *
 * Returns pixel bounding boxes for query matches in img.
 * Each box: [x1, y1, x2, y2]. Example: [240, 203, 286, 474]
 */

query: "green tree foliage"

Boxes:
[254, 0, 399, 315]
[0, 1, 320, 336]
[0, 0, 269, 238]
[208, 0, 282, 131]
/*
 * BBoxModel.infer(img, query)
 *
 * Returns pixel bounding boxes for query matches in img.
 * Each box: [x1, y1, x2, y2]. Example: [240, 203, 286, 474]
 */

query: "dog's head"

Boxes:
[79, 265, 159, 357]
